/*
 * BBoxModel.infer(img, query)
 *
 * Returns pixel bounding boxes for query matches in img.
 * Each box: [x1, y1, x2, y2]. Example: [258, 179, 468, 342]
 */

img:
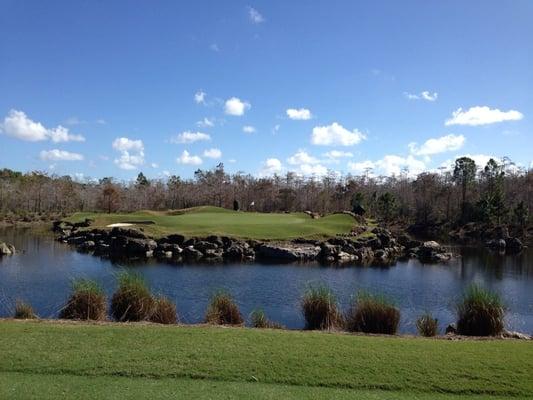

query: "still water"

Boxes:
[1, 227, 532, 334]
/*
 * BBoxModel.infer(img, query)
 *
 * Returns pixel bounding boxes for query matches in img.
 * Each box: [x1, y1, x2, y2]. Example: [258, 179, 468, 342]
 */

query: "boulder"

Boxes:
[501, 330, 531, 340]
[182, 246, 203, 260]
[161, 234, 185, 245]
[79, 240, 96, 251]
[505, 237, 524, 254]
[486, 239, 506, 251]
[0, 242, 15, 256]
[195, 241, 219, 252]
[110, 227, 147, 239]
[445, 323, 457, 335]
[257, 243, 319, 262]
[416, 241, 453, 263]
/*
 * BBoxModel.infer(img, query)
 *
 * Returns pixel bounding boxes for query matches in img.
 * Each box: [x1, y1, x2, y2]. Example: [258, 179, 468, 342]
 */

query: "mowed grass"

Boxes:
[0, 320, 532, 399]
[66, 206, 356, 239]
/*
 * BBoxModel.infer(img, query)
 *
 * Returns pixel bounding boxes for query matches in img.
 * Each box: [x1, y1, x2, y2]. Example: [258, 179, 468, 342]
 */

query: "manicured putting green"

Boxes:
[67, 206, 357, 239]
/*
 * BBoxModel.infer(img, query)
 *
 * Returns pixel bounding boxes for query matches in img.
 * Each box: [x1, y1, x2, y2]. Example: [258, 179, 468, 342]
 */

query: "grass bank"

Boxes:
[0, 320, 531, 399]
[65, 206, 357, 239]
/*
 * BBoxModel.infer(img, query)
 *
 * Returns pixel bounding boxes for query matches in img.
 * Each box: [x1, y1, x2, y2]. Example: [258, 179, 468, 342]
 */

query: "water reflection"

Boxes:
[1, 227, 532, 334]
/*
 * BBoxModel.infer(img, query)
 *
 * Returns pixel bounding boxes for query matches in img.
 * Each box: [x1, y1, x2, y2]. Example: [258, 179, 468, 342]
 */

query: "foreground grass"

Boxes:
[66, 206, 356, 239]
[1, 320, 532, 399]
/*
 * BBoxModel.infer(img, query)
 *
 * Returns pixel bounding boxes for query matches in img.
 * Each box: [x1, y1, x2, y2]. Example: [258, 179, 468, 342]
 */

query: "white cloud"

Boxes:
[196, 117, 214, 128]
[177, 150, 202, 165]
[171, 131, 211, 144]
[409, 134, 465, 156]
[286, 108, 312, 120]
[260, 158, 282, 176]
[194, 91, 206, 104]
[299, 164, 329, 176]
[243, 125, 256, 133]
[228, 158, 237, 163]
[203, 148, 222, 159]
[112, 137, 145, 170]
[248, 7, 264, 23]
[40, 149, 84, 161]
[209, 43, 220, 52]
[151, 163, 159, 168]
[272, 124, 280, 134]
[348, 155, 426, 177]
[404, 91, 438, 102]
[224, 97, 250, 116]
[1, 109, 85, 142]
[287, 150, 320, 165]
[445, 106, 523, 126]
[324, 150, 353, 159]
[311, 122, 366, 146]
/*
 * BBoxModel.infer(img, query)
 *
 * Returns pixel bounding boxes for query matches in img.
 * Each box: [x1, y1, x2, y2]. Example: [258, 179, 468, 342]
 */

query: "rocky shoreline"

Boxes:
[53, 220, 455, 266]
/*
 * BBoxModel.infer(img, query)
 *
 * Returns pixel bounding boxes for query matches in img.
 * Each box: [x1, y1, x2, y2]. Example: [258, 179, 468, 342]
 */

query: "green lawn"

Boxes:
[1, 320, 531, 399]
[66, 206, 357, 239]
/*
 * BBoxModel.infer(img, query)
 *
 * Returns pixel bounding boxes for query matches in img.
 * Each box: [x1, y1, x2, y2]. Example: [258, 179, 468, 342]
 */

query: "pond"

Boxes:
[1, 227, 532, 334]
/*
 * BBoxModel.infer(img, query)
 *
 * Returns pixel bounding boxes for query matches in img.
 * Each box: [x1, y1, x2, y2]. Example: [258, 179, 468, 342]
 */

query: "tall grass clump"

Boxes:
[111, 272, 155, 322]
[205, 291, 243, 325]
[59, 279, 107, 321]
[345, 291, 400, 334]
[14, 300, 36, 319]
[456, 284, 505, 336]
[150, 296, 177, 324]
[301, 285, 342, 330]
[250, 309, 283, 329]
[416, 313, 438, 337]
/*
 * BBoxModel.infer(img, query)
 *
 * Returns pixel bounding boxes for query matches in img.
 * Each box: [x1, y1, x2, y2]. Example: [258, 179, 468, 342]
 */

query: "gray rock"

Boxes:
[505, 237, 524, 254]
[0, 242, 15, 256]
[501, 330, 531, 340]
[445, 323, 457, 335]
[257, 243, 319, 262]
[182, 246, 203, 260]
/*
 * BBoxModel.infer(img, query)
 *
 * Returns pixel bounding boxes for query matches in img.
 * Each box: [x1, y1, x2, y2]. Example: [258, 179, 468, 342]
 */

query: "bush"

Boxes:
[150, 296, 178, 324]
[14, 300, 36, 319]
[250, 309, 283, 329]
[301, 285, 342, 330]
[205, 291, 243, 325]
[456, 284, 505, 336]
[416, 313, 438, 337]
[345, 292, 400, 334]
[111, 272, 155, 322]
[59, 279, 107, 321]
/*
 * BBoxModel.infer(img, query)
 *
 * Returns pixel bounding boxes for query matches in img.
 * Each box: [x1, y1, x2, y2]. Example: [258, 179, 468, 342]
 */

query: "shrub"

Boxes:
[111, 272, 155, 322]
[205, 291, 243, 325]
[301, 285, 342, 330]
[150, 296, 178, 324]
[59, 279, 107, 321]
[14, 300, 36, 319]
[416, 313, 438, 337]
[345, 292, 400, 334]
[250, 309, 283, 329]
[456, 284, 505, 336]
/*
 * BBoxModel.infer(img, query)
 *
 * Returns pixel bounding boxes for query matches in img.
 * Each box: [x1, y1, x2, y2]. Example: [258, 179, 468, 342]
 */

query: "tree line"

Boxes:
[0, 158, 531, 229]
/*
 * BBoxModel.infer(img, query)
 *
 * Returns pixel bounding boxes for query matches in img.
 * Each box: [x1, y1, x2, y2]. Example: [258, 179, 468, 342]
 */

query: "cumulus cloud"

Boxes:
[445, 106, 523, 126]
[194, 91, 206, 104]
[311, 122, 366, 146]
[203, 148, 222, 159]
[404, 91, 438, 102]
[40, 149, 84, 161]
[286, 108, 312, 120]
[243, 125, 256, 133]
[112, 137, 145, 170]
[224, 97, 250, 116]
[409, 134, 465, 156]
[287, 150, 320, 165]
[348, 155, 426, 177]
[248, 7, 264, 23]
[177, 150, 202, 165]
[299, 163, 329, 176]
[324, 150, 353, 159]
[171, 131, 211, 144]
[196, 117, 214, 128]
[1, 109, 85, 142]
[260, 158, 282, 176]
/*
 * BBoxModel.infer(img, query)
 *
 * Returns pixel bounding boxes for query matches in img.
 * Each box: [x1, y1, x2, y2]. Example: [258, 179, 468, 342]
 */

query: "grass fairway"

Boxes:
[1, 321, 532, 399]
[66, 206, 357, 239]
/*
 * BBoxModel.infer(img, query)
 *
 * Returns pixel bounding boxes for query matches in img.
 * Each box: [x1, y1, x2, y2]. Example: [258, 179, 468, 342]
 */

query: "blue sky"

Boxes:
[0, 0, 531, 180]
